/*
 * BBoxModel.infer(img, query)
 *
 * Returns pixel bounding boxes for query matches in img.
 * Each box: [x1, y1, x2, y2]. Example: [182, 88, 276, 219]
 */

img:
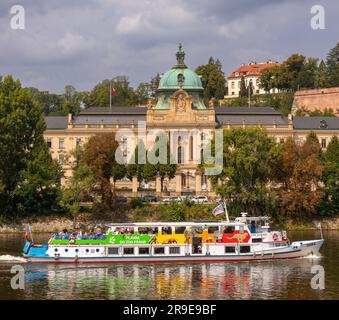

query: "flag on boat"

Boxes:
[25, 224, 31, 241]
[212, 203, 225, 217]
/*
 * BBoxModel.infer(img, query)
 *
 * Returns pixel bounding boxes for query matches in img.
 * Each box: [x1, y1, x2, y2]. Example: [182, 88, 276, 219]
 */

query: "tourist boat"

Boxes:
[22, 214, 324, 264]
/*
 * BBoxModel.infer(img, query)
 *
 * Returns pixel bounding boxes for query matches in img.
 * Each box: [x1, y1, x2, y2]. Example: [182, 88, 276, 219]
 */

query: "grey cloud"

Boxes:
[0, 0, 338, 92]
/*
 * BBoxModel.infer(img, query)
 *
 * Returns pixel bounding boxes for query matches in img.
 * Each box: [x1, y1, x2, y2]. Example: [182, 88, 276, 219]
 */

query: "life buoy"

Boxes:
[272, 233, 279, 241]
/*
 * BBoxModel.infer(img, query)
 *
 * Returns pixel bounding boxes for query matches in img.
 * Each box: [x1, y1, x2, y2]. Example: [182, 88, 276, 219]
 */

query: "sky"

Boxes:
[0, 0, 338, 93]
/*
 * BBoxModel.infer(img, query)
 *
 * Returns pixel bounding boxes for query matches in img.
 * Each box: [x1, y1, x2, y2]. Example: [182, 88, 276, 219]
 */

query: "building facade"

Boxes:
[44, 46, 339, 198]
[225, 61, 280, 98]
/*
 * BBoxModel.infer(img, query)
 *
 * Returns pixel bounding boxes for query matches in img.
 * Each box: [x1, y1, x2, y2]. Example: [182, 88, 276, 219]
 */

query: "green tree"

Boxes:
[206, 128, 278, 216]
[196, 57, 226, 101]
[319, 136, 339, 216]
[0, 75, 61, 217]
[326, 42, 339, 87]
[135, 82, 151, 105]
[239, 76, 247, 97]
[85, 76, 138, 108]
[60, 146, 95, 225]
[315, 60, 328, 88]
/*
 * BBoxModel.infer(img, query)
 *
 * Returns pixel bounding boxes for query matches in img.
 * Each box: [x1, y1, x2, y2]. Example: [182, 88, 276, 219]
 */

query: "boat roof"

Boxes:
[106, 221, 245, 227]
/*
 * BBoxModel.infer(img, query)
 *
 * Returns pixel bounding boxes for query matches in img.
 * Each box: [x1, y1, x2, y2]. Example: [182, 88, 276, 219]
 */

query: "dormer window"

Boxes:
[319, 120, 328, 129]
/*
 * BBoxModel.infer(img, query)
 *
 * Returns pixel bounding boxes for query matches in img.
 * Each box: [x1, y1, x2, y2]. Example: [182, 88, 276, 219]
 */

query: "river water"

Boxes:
[0, 230, 338, 300]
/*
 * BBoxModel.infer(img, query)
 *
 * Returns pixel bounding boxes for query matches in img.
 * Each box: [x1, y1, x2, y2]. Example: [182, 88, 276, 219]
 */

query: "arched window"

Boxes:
[200, 149, 204, 163]
[178, 146, 184, 164]
[181, 173, 186, 188]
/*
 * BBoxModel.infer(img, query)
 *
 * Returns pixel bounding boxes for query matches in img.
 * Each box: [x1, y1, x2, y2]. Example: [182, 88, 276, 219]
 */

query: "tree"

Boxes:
[83, 133, 120, 210]
[206, 128, 278, 216]
[85, 76, 138, 108]
[315, 60, 328, 88]
[0, 75, 61, 217]
[273, 138, 323, 218]
[318, 136, 339, 216]
[239, 76, 247, 97]
[150, 73, 161, 98]
[195, 57, 226, 101]
[326, 42, 339, 87]
[60, 146, 95, 226]
[135, 82, 151, 105]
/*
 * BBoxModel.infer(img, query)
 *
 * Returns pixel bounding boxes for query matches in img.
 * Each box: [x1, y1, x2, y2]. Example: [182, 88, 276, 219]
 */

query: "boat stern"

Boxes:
[22, 242, 49, 260]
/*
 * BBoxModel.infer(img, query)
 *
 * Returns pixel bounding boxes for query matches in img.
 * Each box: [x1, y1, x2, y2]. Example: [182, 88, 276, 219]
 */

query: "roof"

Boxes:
[293, 117, 339, 130]
[158, 68, 203, 90]
[44, 116, 68, 130]
[80, 107, 147, 115]
[215, 107, 281, 115]
[228, 62, 279, 79]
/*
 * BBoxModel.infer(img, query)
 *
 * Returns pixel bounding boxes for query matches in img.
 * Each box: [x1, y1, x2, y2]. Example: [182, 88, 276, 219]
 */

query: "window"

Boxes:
[178, 146, 183, 164]
[154, 247, 165, 255]
[139, 247, 150, 255]
[208, 226, 219, 234]
[123, 247, 134, 255]
[108, 247, 119, 255]
[223, 226, 235, 234]
[321, 138, 327, 149]
[161, 227, 172, 235]
[225, 246, 236, 253]
[58, 155, 65, 165]
[65, 249, 68, 252]
[189, 136, 193, 161]
[175, 227, 186, 234]
[240, 246, 251, 253]
[47, 138, 52, 148]
[231, 82, 235, 89]
[76, 138, 81, 147]
[280, 138, 285, 144]
[59, 138, 65, 149]
[169, 247, 180, 254]
[252, 238, 262, 243]
[232, 92, 235, 95]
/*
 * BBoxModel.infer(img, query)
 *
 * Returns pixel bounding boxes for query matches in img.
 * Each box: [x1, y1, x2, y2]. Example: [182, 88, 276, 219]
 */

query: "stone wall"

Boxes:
[292, 87, 339, 115]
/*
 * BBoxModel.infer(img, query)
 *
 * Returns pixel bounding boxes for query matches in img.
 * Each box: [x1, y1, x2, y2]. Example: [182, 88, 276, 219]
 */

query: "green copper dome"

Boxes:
[155, 44, 207, 110]
[158, 68, 203, 90]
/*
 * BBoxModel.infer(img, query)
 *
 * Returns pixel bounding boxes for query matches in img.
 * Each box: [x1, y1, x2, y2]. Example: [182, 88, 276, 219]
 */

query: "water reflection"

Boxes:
[20, 258, 323, 300]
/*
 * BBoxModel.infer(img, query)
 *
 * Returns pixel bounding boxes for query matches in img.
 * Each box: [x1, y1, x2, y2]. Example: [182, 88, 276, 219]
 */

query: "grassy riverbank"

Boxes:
[1, 202, 338, 233]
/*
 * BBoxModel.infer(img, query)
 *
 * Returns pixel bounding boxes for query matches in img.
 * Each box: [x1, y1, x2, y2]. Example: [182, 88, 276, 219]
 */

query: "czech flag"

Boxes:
[111, 87, 116, 97]
[212, 204, 225, 217]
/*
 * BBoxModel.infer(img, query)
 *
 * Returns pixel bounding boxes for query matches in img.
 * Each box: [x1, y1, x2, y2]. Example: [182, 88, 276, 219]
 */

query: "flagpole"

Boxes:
[223, 199, 229, 222]
[109, 82, 112, 109]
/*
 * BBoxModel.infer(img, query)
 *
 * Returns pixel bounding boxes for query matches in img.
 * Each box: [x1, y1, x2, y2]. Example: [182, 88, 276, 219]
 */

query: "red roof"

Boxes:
[228, 62, 280, 79]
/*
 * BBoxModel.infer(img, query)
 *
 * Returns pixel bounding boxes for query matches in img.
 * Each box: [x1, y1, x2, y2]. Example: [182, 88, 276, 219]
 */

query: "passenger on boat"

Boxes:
[250, 221, 256, 233]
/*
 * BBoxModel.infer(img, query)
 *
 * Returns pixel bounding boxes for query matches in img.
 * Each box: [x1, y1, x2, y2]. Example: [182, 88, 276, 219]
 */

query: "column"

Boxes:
[132, 176, 138, 194]
[156, 176, 162, 194]
[195, 173, 202, 194]
[207, 178, 212, 193]
[175, 174, 182, 194]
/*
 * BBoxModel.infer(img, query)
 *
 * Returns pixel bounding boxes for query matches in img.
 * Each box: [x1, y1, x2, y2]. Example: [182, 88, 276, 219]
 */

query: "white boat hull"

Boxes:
[25, 240, 323, 264]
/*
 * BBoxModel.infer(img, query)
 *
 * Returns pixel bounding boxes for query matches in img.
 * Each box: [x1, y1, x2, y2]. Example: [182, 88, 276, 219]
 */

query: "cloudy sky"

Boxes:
[0, 0, 338, 93]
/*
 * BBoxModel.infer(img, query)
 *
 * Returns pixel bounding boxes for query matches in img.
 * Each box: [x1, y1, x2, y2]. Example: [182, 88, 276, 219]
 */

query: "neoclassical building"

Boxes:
[44, 45, 339, 197]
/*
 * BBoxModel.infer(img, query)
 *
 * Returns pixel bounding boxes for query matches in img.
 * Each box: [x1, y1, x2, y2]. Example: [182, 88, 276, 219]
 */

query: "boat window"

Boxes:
[108, 247, 119, 255]
[139, 247, 150, 255]
[175, 227, 186, 234]
[225, 246, 236, 253]
[240, 246, 251, 253]
[252, 238, 262, 243]
[162, 227, 172, 235]
[54, 248, 58, 252]
[239, 226, 244, 234]
[223, 226, 235, 234]
[123, 247, 134, 255]
[193, 227, 203, 234]
[169, 247, 180, 254]
[208, 226, 219, 234]
[154, 247, 165, 255]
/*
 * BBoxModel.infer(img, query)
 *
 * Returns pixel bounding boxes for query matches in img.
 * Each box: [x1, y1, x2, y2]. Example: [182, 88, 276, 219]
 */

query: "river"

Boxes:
[0, 230, 338, 299]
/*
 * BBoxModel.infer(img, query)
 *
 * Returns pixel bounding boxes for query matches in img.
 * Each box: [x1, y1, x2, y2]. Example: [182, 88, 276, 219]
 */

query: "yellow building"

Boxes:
[44, 45, 339, 197]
